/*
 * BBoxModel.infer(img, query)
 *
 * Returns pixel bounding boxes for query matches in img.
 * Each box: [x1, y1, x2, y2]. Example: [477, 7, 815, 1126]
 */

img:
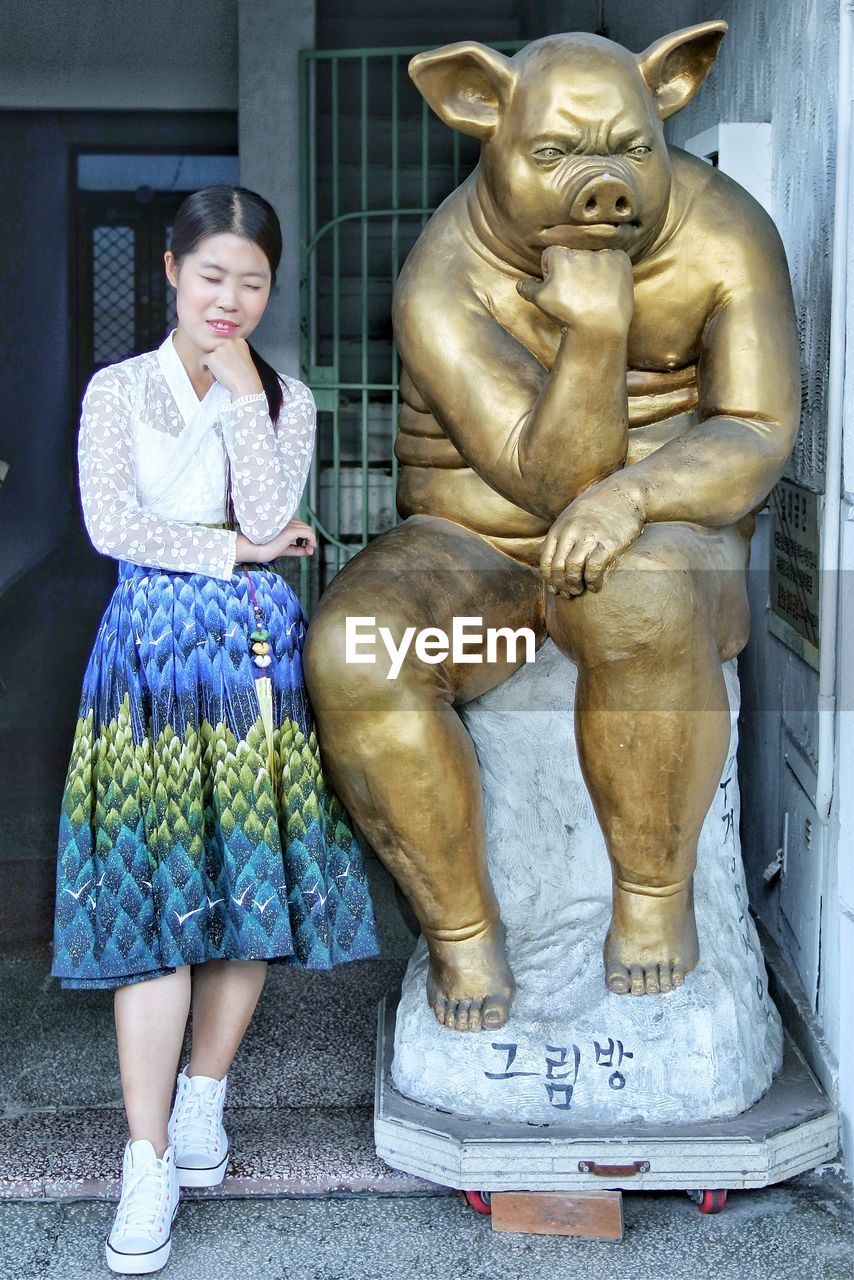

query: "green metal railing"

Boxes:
[297, 43, 523, 609]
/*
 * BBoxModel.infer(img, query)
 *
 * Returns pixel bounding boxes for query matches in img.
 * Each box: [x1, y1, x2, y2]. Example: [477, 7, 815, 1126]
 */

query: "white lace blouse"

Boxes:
[78, 329, 316, 580]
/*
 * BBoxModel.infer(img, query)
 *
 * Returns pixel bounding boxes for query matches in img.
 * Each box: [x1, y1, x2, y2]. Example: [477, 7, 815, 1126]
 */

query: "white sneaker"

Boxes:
[167, 1069, 229, 1188]
[105, 1140, 179, 1275]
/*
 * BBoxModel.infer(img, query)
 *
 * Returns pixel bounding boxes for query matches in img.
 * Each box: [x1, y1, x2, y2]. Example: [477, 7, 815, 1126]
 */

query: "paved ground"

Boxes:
[2, 1170, 851, 1280]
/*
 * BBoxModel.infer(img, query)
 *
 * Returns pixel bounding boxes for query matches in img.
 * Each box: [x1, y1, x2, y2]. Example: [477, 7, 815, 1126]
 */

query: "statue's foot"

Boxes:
[425, 920, 516, 1032]
[604, 879, 699, 996]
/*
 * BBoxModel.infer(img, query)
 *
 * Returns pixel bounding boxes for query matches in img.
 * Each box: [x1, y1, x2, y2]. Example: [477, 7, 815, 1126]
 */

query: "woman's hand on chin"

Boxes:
[201, 337, 263, 398]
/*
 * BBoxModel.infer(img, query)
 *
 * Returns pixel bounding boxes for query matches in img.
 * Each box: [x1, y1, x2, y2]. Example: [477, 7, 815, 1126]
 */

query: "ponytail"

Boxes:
[248, 342, 285, 425]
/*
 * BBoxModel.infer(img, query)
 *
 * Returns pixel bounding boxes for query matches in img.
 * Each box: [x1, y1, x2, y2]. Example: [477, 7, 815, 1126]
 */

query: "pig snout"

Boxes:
[567, 171, 636, 225]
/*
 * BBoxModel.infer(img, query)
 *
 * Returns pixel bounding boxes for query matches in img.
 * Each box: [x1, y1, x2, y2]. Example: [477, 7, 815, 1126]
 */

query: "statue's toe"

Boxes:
[606, 963, 631, 994]
[429, 993, 447, 1025]
[481, 997, 509, 1029]
[453, 999, 474, 1032]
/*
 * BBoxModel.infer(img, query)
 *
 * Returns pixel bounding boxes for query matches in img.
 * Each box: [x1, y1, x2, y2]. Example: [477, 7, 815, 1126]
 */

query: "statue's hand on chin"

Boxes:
[540, 477, 647, 597]
[516, 245, 634, 335]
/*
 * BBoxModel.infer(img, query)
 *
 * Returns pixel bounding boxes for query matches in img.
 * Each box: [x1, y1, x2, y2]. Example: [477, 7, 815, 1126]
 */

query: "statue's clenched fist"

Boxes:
[516, 246, 634, 334]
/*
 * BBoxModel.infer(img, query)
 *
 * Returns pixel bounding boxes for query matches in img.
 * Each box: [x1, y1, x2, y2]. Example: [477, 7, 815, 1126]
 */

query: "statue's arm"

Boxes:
[394, 250, 632, 521]
[621, 248, 801, 527]
[538, 228, 800, 598]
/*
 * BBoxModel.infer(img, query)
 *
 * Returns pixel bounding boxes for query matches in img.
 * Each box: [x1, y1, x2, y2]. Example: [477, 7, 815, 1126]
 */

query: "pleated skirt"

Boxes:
[51, 560, 380, 989]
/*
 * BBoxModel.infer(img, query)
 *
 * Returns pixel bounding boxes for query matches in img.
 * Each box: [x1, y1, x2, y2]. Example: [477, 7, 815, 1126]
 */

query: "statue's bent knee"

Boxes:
[304, 605, 363, 709]
[555, 558, 700, 664]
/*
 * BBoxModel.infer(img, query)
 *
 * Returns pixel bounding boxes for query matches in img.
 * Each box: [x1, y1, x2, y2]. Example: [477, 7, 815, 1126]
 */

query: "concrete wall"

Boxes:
[517, 0, 603, 37]
[238, 0, 315, 376]
[519, 0, 705, 43]
[0, 0, 239, 111]
[0, 113, 71, 590]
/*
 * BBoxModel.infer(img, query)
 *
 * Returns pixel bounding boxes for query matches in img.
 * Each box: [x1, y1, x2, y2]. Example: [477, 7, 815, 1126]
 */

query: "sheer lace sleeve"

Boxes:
[219, 377, 316, 543]
[78, 369, 239, 579]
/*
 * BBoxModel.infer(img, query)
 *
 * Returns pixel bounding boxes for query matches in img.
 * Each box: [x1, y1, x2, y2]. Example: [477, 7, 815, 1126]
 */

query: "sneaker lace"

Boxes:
[174, 1086, 222, 1152]
[116, 1162, 169, 1233]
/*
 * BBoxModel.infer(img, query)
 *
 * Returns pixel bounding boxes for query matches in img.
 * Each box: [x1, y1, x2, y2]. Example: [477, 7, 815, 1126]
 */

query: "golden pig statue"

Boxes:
[304, 22, 800, 1032]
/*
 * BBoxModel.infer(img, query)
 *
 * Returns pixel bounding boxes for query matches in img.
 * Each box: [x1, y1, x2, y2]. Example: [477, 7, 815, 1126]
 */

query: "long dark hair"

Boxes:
[169, 185, 285, 424]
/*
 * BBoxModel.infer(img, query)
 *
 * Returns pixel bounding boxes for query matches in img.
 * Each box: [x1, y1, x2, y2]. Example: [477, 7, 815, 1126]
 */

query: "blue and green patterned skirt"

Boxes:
[51, 560, 380, 989]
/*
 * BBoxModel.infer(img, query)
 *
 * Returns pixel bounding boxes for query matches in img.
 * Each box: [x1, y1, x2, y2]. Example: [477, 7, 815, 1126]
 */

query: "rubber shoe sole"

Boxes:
[175, 1148, 229, 1188]
[104, 1205, 178, 1274]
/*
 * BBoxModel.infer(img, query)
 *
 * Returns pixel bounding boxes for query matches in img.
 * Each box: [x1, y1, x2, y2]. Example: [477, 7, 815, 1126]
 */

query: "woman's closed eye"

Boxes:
[202, 275, 262, 291]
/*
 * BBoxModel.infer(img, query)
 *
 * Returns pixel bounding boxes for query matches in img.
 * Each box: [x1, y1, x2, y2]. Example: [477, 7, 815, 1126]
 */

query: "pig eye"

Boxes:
[627, 145, 652, 158]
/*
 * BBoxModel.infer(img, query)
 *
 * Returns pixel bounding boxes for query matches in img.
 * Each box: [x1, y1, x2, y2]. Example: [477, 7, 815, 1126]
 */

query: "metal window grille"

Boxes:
[298, 43, 523, 609]
[92, 226, 136, 365]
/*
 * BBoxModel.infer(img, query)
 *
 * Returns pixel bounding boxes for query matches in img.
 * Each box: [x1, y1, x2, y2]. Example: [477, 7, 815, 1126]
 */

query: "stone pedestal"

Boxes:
[390, 642, 783, 1126]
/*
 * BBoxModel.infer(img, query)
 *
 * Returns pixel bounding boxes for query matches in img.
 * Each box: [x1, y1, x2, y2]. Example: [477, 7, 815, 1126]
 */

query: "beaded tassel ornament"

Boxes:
[244, 567, 278, 802]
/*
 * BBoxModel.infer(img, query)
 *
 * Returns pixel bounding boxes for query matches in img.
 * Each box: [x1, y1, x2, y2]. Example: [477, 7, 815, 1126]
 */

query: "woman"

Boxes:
[51, 185, 379, 1274]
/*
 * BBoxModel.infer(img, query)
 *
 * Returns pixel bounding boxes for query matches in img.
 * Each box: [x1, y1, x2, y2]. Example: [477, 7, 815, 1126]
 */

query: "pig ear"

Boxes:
[637, 20, 727, 119]
[408, 42, 517, 140]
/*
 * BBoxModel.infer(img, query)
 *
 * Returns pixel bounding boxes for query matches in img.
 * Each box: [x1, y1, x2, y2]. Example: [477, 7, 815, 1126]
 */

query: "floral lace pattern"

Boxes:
[77, 336, 316, 581]
[219, 384, 316, 542]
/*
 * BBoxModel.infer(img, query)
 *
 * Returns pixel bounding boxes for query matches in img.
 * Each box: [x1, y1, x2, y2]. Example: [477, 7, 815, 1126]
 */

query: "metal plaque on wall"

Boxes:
[769, 479, 820, 671]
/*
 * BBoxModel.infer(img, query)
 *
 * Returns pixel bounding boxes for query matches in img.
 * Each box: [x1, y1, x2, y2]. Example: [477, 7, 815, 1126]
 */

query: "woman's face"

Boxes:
[164, 232, 273, 352]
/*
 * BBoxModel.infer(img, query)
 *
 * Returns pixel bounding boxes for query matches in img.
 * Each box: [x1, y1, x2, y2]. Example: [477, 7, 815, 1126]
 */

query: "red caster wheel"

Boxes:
[462, 1190, 492, 1214]
[689, 1189, 728, 1214]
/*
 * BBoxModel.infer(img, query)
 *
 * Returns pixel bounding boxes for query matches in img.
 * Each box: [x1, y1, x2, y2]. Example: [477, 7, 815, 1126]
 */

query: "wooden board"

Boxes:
[491, 1190, 623, 1238]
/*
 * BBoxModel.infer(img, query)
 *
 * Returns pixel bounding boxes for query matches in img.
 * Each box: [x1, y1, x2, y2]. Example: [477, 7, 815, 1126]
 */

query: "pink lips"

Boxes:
[206, 320, 238, 333]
